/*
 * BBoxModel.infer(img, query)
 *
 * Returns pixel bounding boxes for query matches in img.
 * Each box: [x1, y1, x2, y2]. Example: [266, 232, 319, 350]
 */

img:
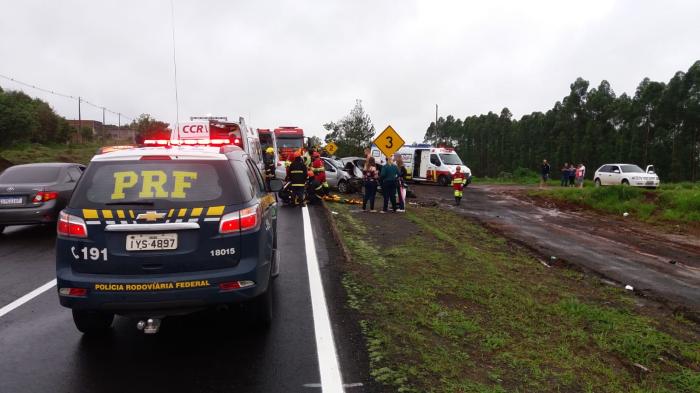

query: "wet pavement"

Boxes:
[413, 183, 700, 318]
[0, 205, 374, 393]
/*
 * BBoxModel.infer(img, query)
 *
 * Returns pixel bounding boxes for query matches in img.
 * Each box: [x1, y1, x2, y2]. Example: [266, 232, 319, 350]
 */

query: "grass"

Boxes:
[0, 142, 106, 166]
[531, 183, 700, 223]
[331, 202, 700, 392]
[474, 167, 540, 185]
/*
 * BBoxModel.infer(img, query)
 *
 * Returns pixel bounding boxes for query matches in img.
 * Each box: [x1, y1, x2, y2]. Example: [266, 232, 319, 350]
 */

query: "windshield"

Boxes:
[0, 166, 61, 183]
[70, 160, 242, 208]
[439, 154, 463, 165]
[620, 165, 644, 173]
[276, 137, 304, 149]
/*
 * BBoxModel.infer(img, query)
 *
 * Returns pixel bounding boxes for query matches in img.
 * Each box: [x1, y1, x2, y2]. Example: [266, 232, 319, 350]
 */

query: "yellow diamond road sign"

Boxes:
[325, 142, 338, 155]
[373, 125, 405, 159]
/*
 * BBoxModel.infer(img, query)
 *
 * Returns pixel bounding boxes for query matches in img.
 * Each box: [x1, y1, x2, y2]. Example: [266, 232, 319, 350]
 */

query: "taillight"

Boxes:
[219, 205, 260, 234]
[33, 191, 58, 203]
[57, 211, 88, 238]
[140, 155, 172, 160]
[59, 288, 88, 297]
[219, 280, 255, 292]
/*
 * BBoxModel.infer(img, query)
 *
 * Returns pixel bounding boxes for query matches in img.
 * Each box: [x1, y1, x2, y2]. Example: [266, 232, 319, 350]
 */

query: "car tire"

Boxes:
[438, 175, 450, 186]
[72, 310, 114, 334]
[594, 179, 601, 187]
[250, 281, 273, 327]
[621, 179, 630, 186]
[337, 180, 348, 194]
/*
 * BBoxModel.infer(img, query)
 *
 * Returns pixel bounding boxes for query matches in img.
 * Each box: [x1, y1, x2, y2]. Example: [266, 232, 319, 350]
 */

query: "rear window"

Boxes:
[69, 160, 244, 208]
[0, 166, 62, 183]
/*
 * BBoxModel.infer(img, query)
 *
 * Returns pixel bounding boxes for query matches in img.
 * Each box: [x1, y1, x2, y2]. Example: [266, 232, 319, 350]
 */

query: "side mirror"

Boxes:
[269, 179, 283, 192]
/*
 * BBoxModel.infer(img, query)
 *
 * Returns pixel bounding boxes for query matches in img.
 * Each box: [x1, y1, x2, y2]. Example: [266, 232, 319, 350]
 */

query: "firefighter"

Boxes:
[288, 152, 308, 206]
[263, 147, 276, 180]
[311, 151, 329, 196]
[451, 166, 466, 206]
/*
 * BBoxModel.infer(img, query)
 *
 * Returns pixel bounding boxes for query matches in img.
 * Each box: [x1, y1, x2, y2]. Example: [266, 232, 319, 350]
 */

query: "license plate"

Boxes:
[126, 233, 178, 251]
[645, 181, 654, 185]
[0, 197, 23, 205]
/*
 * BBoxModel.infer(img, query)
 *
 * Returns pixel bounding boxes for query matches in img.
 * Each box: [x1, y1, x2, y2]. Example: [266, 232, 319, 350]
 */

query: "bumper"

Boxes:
[57, 258, 271, 316]
[631, 180, 660, 187]
[0, 202, 58, 226]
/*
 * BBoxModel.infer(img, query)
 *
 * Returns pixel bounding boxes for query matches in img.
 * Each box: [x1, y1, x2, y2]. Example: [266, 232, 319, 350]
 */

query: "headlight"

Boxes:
[631, 176, 641, 180]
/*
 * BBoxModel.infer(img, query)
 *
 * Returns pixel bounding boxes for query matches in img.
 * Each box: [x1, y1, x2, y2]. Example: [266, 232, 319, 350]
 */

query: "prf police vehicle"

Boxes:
[56, 138, 282, 334]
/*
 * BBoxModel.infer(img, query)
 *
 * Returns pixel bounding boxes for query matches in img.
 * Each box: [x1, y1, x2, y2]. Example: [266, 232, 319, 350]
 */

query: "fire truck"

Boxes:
[370, 144, 471, 186]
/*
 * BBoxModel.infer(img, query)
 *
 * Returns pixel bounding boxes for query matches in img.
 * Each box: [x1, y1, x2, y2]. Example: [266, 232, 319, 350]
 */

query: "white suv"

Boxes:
[593, 164, 659, 188]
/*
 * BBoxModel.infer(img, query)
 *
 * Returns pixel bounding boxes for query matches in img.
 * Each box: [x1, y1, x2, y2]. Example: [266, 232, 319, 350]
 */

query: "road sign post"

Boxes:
[325, 142, 338, 156]
[373, 125, 406, 159]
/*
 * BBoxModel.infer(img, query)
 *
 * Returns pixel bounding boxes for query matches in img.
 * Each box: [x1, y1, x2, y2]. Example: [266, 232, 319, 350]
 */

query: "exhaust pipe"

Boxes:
[136, 318, 162, 334]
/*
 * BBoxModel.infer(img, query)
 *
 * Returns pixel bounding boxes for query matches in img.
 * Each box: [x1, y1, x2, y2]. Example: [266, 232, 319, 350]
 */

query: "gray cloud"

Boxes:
[1, 0, 699, 144]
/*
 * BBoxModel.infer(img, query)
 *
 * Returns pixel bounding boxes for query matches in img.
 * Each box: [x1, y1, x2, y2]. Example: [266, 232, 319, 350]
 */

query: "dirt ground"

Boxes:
[402, 183, 700, 320]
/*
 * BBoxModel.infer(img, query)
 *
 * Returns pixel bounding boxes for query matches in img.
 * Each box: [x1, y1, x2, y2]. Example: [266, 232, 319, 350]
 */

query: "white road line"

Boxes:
[0, 279, 56, 319]
[302, 206, 344, 393]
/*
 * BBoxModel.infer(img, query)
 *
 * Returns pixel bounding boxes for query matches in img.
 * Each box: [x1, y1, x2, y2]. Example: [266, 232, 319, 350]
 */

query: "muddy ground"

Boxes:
[389, 183, 700, 320]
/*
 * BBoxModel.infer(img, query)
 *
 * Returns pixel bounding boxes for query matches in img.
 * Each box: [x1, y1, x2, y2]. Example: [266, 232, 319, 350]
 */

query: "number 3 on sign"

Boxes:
[373, 125, 405, 159]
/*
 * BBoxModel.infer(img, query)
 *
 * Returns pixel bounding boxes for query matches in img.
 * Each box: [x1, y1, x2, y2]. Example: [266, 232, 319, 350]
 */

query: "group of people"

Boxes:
[268, 147, 330, 207]
[539, 159, 586, 188]
[361, 155, 408, 213]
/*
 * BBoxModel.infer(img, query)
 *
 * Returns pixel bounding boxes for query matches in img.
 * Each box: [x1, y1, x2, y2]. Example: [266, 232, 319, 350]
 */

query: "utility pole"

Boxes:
[435, 104, 439, 140]
[118, 113, 121, 128]
[78, 96, 82, 143]
[102, 107, 106, 139]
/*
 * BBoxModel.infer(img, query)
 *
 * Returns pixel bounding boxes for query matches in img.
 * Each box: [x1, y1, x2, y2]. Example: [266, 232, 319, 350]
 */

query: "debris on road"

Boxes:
[625, 285, 634, 291]
[623, 212, 630, 217]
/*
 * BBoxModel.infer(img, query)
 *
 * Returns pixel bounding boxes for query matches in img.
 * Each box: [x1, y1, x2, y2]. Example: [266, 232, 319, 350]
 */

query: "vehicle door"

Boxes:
[323, 159, 338, 187]
[419, 150, 430, 178]
[58, 166, 83, 207]
[609, 165, 621, 184]
[245, 159, 275, 265]
[429, 154, 442, 181]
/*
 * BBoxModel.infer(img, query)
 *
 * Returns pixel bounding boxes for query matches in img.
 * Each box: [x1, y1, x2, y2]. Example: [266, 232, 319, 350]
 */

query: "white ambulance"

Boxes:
[370, 144, 471, 186]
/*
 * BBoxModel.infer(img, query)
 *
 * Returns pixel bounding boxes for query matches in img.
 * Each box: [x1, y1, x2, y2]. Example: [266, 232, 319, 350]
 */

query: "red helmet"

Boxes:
[312, 151, 320, 158]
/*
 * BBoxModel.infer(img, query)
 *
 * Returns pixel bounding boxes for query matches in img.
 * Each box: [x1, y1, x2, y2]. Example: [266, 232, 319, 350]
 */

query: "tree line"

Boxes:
[424, 61, 700, 181]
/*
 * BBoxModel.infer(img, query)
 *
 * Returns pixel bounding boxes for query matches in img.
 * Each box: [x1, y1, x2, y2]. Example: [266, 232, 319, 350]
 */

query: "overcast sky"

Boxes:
[1, 0, 699, 143]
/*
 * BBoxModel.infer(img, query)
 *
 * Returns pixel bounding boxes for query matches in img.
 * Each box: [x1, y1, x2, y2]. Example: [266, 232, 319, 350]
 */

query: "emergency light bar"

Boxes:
[143, 138, 239, 146]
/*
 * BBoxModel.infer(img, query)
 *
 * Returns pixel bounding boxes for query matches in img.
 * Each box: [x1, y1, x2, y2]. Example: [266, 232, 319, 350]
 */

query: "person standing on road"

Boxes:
[362, 157, 379, 212]
[451, 166, 466, 205]
[311, 151, 329, 196]
[576, 163, 586, 188]
[379, 156, 399, 213]
[263, 147, 276, 181]
[288, 153, 308, 206]
[540, 159, 551, 188]
[560, 162, 569, 187]
[395, 154, 408, 212]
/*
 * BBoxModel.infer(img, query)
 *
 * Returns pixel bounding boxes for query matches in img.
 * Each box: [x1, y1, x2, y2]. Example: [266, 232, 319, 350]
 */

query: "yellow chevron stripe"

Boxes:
[178, 208, 188, 218]
[168, 209, 174, 218]
[129, 210, 135, 219]
[206, 206, 224, 216]
[101, 210, 113, 219]
[116, 210, 125, 219]
[82, 209, 98, 219]
[191, 207, 203, 217]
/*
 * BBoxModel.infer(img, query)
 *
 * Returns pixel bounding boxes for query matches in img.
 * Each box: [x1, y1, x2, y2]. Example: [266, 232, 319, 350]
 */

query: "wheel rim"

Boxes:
[338, 181, 347, 193]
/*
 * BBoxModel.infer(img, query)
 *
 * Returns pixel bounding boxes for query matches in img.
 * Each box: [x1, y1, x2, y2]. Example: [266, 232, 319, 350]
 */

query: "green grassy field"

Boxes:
[0, 142, 105, 166]
[330, 202, 700, 392]
[531, 184, 700, 223]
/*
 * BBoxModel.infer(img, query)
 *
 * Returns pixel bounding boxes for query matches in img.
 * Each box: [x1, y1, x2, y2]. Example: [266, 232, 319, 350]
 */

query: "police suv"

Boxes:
[56, 140, 282, 334]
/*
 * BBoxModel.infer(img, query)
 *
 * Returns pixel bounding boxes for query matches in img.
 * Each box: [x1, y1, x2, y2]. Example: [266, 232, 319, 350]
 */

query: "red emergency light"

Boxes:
[143, 138, 235, 147]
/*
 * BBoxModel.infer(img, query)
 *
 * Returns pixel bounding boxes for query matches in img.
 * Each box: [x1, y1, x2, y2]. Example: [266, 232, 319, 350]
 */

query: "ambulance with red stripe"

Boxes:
[370, 144, 471, 186]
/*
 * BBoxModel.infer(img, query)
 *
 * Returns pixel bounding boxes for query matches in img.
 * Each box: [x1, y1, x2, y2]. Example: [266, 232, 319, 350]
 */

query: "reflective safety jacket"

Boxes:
[451, 172, 466, 191]
[288, 159, 308, 187]
[311, 158, 326, 183]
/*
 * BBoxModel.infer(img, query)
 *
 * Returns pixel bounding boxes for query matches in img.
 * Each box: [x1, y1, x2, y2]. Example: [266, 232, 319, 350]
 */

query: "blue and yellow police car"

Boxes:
[56, 140, 281, 334]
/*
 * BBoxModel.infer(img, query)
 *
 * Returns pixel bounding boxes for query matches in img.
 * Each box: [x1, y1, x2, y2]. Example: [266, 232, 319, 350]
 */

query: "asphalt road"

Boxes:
[413, 183, 700, 318]
[0, 205, 374, 393]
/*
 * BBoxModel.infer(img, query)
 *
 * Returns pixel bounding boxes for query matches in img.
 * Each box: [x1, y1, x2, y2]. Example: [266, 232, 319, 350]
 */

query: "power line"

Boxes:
[0, 73, 135, 122]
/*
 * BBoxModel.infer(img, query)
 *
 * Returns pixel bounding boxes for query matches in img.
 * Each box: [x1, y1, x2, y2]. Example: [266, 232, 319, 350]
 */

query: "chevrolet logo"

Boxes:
[136, 211, 165, 222]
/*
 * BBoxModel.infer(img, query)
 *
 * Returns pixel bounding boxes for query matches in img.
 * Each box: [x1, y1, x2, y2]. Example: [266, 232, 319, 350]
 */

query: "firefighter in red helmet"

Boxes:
[451, 166, 466, 206]
[288, 151, 308, 206]
[311, 151, 329, 197]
